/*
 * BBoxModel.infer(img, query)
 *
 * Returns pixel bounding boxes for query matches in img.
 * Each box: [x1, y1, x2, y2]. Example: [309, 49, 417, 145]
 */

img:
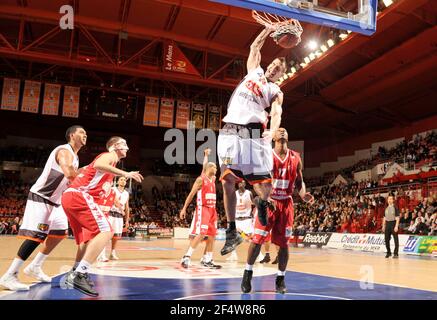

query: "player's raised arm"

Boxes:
[269, 92, 283, 135]
[201, 148, 211, 175]
[295, 159, 314, 204]
[94, 153, 144, 183]
[247, 26, 275, 73]
[180, 177, 203, 219]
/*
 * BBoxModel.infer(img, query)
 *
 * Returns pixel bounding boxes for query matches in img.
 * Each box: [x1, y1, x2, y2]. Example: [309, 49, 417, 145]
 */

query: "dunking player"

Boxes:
[107, 176, 130, 260]
[218, 26, 287, 255]
[0, 126, 86, 291]
[226, 181, 254, 262]
[62, 137, 143, 296]
[241, 128, 314, 294]
[180, 149, 221, 269]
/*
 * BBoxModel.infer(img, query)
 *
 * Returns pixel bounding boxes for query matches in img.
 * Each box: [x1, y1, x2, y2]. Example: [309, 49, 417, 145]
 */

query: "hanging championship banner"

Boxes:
[143, 96, 159, 127]
[207, 105, 222, 131]
[175, 100, 191, 130]
[21, 80, 41, 113]
[1, 78, 20, 111]
[159, 98, 175, 128]
[190, 103, 206, 129]
[42, 83, 61, 115]
[163, 41, 201, 77]
[62, 86, 80, 118]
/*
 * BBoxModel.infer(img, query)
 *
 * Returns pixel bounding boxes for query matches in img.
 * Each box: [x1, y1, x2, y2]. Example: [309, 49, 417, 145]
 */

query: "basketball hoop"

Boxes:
[252, 10, 303, 47]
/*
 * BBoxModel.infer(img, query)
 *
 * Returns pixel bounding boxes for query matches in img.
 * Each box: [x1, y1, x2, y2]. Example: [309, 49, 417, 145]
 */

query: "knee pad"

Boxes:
[17, 239, 40, 261]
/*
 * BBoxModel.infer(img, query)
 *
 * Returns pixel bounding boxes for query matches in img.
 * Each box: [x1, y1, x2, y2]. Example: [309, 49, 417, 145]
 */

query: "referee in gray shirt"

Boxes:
[382, 194, 400, 258]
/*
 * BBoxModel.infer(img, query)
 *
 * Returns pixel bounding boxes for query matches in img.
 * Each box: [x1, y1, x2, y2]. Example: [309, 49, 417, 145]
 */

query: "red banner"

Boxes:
[62, 86, 80, 118]
[207, 105, 222, 131]
[175, 100, 191, 130]
[42, 83, 61, 115]
[163, 41, 201, 77]
[159, 98, 175, 128]
[21, 80, 41, 113]
[143, 96, 159, 127]
[1, 78, 20, 111]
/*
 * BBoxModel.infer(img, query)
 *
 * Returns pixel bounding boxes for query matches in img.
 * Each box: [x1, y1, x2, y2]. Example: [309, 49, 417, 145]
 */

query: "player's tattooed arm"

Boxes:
[295, 159, 314, 204]
[247, 27, 275, 72]
[180, 177, 203, 219]
[56, 148, 77, 181]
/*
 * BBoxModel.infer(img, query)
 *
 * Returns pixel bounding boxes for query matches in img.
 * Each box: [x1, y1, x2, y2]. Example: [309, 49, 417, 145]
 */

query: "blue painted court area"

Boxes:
[2, 271, 436, 300]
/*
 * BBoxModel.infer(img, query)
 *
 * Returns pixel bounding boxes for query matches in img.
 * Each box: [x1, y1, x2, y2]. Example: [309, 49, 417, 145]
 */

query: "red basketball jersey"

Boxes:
[97, 187, 116, 214]
[70, 152, 115, 201]
[196, 174, 216, 208]
[271, 149, 301, 201]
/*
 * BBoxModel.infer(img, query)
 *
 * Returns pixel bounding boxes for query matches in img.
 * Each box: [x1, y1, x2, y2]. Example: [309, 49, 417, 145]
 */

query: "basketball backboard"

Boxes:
[209, 0, 378, 35]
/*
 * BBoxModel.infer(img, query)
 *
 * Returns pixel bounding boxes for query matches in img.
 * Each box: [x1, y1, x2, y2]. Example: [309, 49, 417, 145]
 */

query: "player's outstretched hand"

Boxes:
[125, 171, 144, 183]
[302, 193, 315, 205]
[204, 148, 211, 156]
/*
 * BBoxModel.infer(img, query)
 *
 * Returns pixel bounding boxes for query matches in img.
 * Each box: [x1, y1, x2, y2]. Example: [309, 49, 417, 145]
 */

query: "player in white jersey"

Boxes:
[0, 126, 87, 291]
[217, 26, 287, 256]
[107, 176, 130, 260]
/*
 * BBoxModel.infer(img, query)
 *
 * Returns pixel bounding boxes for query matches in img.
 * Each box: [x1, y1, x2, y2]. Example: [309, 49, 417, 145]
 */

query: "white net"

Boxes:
[252, 10, 303, 46]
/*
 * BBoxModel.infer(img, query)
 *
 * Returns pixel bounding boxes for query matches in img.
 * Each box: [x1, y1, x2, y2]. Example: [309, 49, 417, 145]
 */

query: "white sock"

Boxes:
[6, 258, 24, 276]
[277, 270, 286, 276]
[185, 247, 194, 257]
[29, 252, 48, 268]
[245, 264, 253, 271]
[76, 260, 91, 274]
[206, 252, 213, 262]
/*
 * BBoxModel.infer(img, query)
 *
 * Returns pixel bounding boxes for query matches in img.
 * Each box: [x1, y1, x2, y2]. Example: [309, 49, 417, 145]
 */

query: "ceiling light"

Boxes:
[320, 45, 328, 52]
[327, 39, 335, 47]
[309, 53, 315, 60]
[304, 57, 310, 64]
[308, 40, 318, 50]
[291, 67, 296, 73]
[382, 0, 393, 7]
[339, 33, 348, 40]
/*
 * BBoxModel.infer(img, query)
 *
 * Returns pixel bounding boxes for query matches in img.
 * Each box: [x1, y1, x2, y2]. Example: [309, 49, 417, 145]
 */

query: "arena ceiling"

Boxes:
[0, 0, 436, 146]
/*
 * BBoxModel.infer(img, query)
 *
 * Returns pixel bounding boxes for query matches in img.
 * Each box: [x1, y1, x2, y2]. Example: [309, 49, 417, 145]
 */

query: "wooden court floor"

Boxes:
[1, 236, 436, 294]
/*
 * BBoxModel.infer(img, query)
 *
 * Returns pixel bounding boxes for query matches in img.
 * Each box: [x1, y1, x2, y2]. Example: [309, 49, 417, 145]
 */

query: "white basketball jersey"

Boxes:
[30, 144, 79, 205]
[222, 66, 281, 125]
[111, 187, 129, 213]
[235, 190, 252, 218]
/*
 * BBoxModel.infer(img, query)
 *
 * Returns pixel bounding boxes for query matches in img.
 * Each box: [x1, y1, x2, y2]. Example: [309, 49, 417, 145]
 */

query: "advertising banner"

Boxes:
[302, 232, 332, 247]
[207, 104, 221, 131]
[159, 97, 175, 128]
[190, 103, 206, 129]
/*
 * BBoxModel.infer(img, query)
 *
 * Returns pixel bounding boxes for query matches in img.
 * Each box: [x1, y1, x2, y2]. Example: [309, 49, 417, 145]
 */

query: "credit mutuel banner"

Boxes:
[163, 41, 201, 77]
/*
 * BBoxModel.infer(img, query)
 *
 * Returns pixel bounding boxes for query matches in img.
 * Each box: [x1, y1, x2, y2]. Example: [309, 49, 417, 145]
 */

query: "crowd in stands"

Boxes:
[0, 178, 28, 235]
[0, 145, 52, 168]
[307, 130, 437, 188]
